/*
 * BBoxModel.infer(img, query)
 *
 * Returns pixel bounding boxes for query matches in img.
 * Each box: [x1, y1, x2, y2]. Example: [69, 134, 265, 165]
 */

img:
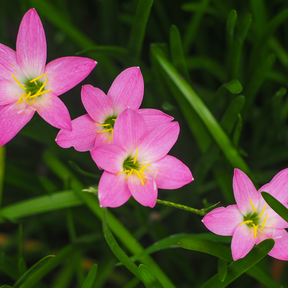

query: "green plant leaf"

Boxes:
[221, 79, 243, 94]
[102, 208, 140, 279]
[128, 0, 154, 62]
[13, 255, 55, 288]
[81, 264, 98, 288]
[0, 252, 18, 280]
[138, 264, 164, 288]
[217, 259, 228, 282]
[0, 286, 13, 288]
[199, 239, 275, 288]
[154, 53, 250, 175]
[261, 192, 288, 222]
[226, 10, 237, 48]
[232, 114, 242, 147]
[69, 161, 100, 179]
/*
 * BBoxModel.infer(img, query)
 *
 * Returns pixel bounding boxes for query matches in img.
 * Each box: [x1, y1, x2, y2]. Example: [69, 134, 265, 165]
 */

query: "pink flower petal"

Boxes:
[81, 85, 114, 123]
[33, 92, 72, 131]
[231, 224, 257, 260]
[98, 171, 131, 207]
[267, 229, 288, 260]
[202, 205, 243, 236]
[113, 108, 147, 152]
[259, 168, 288, 204]
[0, 44, 23, 80]
[151, 155, 193, 189]
[128, 176, 158, 207]
[56, 114, 97, 152]
[45, 56, 96, 96]
[0, 103, 35, 146]
[94, 132, 113, 147]
[233, 169, 260, 215]
[91, 144, 127, 173]
[0, 80, 23, 105]
[137, 122, 180, 163]
[264, 204, 288, 229]
[107, 67, 144, 115]
[138, 108, 174, 132]
[16, 9, 46, 77]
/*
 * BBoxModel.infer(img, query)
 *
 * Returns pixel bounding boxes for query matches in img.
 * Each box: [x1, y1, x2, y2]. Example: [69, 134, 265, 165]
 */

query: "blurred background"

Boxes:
[0, 0, 288, 287]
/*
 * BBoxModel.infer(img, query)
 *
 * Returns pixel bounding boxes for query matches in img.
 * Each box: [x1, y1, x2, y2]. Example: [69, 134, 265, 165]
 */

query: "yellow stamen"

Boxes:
[126, 169, 134, 178]
[133, 147, 139, 164]
[117, 170, 130, 175]
[16, 92, 27, 104]
[96, 123, 110, 127]
[259, 203, 267, 218]
[252, 223, 259, 238]
[133, 169, 144, 185]
[96, 128, 113, 133]
[139, 164, 151, 179]
[12, 74, 26, 90]
[260, 213, 268, 230]
[239, 220, 253, 226]
[30, 73, 48, 83]
[29, 90, 51, 98]
[250, 199, 258, 213]
[24, 92, 31, 100]
[112, 118, 116, 121]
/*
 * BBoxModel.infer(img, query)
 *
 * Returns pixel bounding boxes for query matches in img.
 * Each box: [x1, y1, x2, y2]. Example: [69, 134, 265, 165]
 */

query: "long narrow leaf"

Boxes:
[138, 264, 164, 288]
[81, 264, 98, 288]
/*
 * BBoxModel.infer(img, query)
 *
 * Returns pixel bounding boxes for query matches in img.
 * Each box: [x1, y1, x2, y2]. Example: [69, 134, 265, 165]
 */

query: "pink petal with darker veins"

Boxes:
[231, 224, 257, 260]
[128, 176, 158, 208]
[107, 67, 144, 115]
[16, 9, 46, 77]
[45, 56, 96, 96]
[152, 155, 193, 189]
[0, 80, 23, 105]
[81, 85, 114, 123]
[233, 169, 260, 215]
[202, 205, 243, 236]
[56, 114, 97, 152]
[267, 229, 288, 260]
[33, 92, 72, 131]
[0, 103, 35, 146]
[98, 171, 131, 208]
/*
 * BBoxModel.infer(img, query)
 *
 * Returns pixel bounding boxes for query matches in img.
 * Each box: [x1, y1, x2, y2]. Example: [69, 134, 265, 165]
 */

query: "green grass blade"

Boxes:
[128, 0, 154, 62]
[0, 252, 18, 280]
[0, 145, 5, 207]
[221, 79, 243, 94]
[261, 192, 288, 222]
[154, 54, 250, 175]
[69, 161, 100, 179]
[199, 239, 275, 288]
[14, 255, 55, 288]
[217, 259, 228, 282]
[81, 264, 98, 288]
[232, 114, 243, 148]
[226, 10, 237, 49]
[138, 264, 164, 288]
[0, 191, 83, 222]
[102, 208, 140, 279]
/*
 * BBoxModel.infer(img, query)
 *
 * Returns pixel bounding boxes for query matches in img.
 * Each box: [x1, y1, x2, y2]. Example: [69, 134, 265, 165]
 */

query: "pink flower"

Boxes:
[90, 108, 193, 208]
[56, 67, 173, 151]
[202, 168, 288, 261]
[0, 9, 96, 146]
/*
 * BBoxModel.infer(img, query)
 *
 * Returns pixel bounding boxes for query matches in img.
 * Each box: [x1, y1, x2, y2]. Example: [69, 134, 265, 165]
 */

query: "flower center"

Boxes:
[239, 199, 268, 238]
[117, 147, 151, 185]
[96, 116, 117, 134]
[12, 73, 51, 104]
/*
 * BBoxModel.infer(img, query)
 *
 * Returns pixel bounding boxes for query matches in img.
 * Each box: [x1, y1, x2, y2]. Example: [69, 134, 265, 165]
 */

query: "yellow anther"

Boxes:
[12, 73, 26, 90]
[252, 223, 259, 238]
[239, 220, 253, 226]
[259, 203, 267, 218]
[260, 213, 268, 230]
[133, 169, 144, 185]
[112, 118, 116, 121]
[249, 199, 258, 213]
[140, 164, 151, 179]
[30, 73, 48, 83]
[117, 170, 130, 175]
[133, 147, 139, 164]
[16, 92, 27, 104]
[29, 90, 51, 98]
[96, 128, 113, 133]
[24, 92, 31, 100]
[96, 123, 110, 127]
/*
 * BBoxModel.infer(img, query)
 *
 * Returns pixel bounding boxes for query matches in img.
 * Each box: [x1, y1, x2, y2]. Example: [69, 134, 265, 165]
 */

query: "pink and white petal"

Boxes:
[267, 229, 288, 260]
[98, 171, 131, 207]
[91, 144, 127, 173]
[56, 114, 97, 152]
[263, 204, 288, 229]
[113, 108, 147, 152]
[107, 67, 144, 114]
[0, 80, 24, 105]
[259, 168, 288, 204]
[81, 85, 114, 123]
[138, 108, 174, 132]
[202, 205, 243, 236]
[94, 132, 113, 148]
[151, 155, 193, 189]
[137, 122, 180, 163]
[16, 9, 46, 77]
[45, 57, 97, 96]
[33, 92, 72, 131]
[0, 44, 23, 80]
[128, 176, 158, 208]
[233, 169, 260, 215]
[231, 224, 257, 260]
[0, 103, 35, 146]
